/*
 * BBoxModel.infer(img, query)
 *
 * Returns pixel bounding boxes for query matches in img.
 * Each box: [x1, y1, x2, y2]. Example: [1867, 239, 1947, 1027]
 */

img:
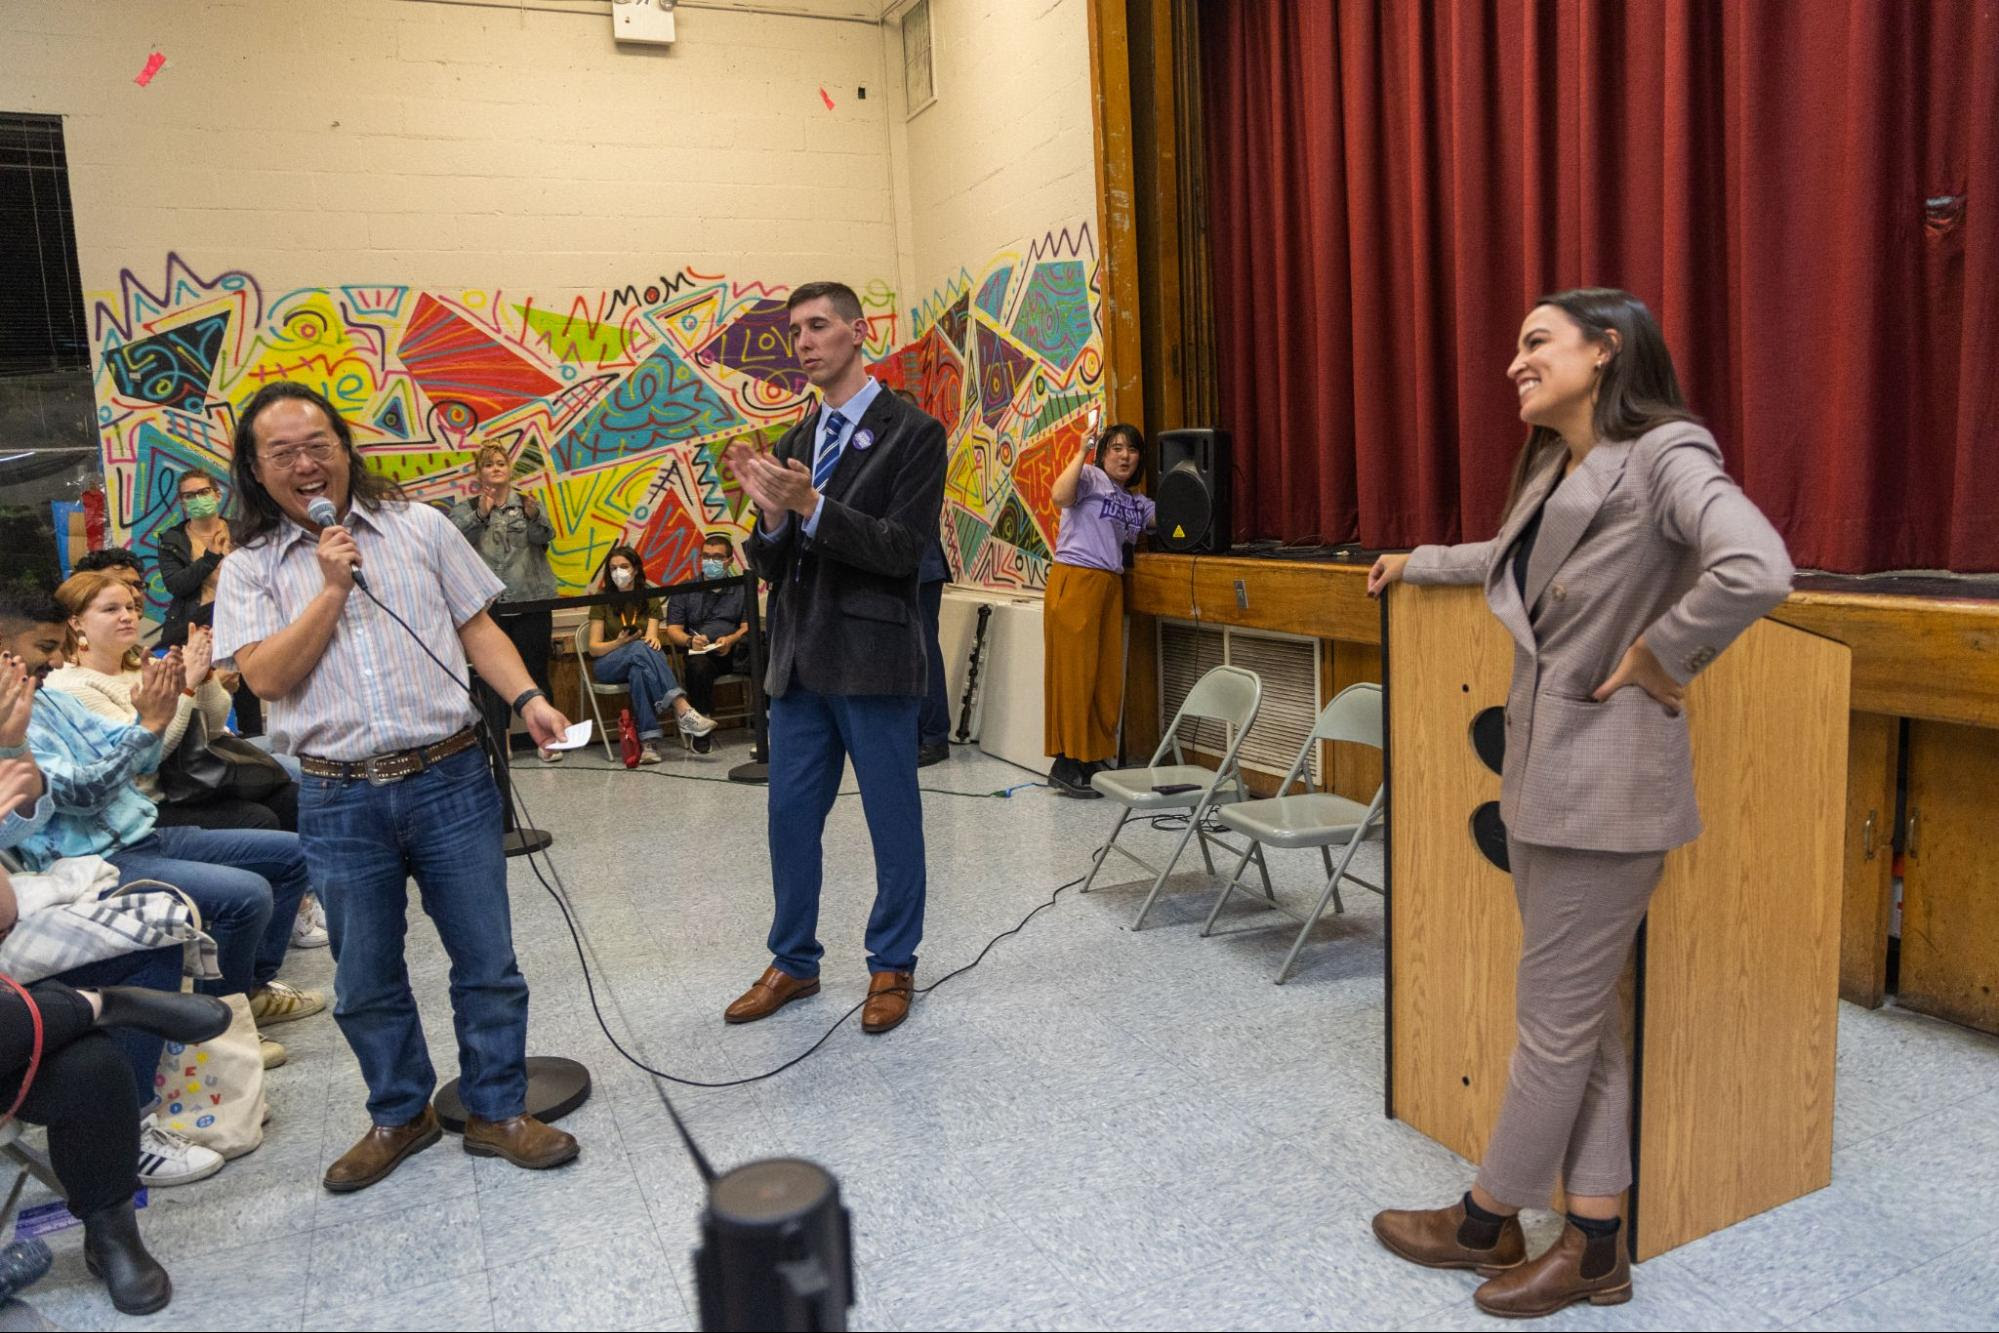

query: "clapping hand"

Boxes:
[726, 441, 818, 520]
[182, 625, 215, 689]
[0, 654, 32, 750]
[0, 756, 42, 822]
[133, 652, 182, 733]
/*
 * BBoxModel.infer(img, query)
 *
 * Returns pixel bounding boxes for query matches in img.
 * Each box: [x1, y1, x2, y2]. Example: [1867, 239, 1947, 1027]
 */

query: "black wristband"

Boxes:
[511, 687, 546, 717]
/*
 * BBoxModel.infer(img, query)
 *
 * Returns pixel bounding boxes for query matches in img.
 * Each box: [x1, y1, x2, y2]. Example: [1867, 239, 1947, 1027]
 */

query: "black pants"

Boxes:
[0, 982, 138, 1220]
[477, 607, 555, 748]
[231, 677, 264, 738]
[919, 579, 950, 746]
[682, 644, 743, 717]
[152, 779, 300, 833]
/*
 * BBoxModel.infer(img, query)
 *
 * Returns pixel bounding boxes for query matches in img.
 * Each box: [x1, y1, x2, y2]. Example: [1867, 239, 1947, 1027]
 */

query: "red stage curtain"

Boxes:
[1202, 0, 1997, 572]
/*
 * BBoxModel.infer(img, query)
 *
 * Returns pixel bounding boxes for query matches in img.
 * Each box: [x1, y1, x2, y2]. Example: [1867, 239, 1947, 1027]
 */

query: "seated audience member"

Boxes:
[46, 571, 293, 830]
[154, 469, 264, 737]
[72, 548, 161, 649]
[664, 533, 750, 755]
[2, 586, 323, 1058]
[0, 942, 232, 1314]
[44, 572, 327, 948]
[588, 545, 716, 763]
[1, 658, 225, 1190]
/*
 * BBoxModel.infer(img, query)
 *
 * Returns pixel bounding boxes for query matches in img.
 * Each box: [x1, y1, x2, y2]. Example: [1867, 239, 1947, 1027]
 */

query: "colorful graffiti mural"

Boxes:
[91, 228, 1103, 609]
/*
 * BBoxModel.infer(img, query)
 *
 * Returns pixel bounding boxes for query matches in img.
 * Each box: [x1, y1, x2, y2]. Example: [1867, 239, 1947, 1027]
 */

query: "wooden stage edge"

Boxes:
[1130, 553, 1999, 730]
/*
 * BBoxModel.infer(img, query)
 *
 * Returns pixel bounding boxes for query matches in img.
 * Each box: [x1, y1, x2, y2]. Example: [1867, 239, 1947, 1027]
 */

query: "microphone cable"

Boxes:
[348, 579, 1096, 1175]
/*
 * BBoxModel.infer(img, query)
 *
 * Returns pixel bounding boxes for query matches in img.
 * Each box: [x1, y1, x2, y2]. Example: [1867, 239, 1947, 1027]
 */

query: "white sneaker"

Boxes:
[676, 707, 717, 738]
[137, 1117, 224, 1187]
[250, 980, 326, 1026]
[538, 746, 565, 764]
[260, 1034, 288, 1069]
[291, 895, 330, 950]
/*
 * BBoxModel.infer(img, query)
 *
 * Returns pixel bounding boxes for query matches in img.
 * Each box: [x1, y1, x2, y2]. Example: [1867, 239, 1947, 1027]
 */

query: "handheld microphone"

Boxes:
[305, 496, 369, 590]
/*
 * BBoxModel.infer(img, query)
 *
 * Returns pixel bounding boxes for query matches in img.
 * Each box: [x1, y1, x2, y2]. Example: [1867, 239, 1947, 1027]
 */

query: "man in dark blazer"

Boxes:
[722, 281, 948, 1035]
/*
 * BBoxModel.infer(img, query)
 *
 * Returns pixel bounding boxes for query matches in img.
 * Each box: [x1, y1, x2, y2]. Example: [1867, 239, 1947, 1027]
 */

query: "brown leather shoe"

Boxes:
[462, 1114, 580, 1170]
[323, 1107, 443, 1193]
[860, 970, 914, 1035]
[724, 965, 821, 1024]
[1371, 1199, 1526, 1274]
[1474, 1222, 1630, 1317]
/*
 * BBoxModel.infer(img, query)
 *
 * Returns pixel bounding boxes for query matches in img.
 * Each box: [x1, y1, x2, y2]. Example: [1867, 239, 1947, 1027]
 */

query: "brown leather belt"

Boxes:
[298, 726, 480, 786]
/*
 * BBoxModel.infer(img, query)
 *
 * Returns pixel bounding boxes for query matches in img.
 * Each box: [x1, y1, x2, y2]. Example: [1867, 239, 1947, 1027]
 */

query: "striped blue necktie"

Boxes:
[813, 411, 849, 490]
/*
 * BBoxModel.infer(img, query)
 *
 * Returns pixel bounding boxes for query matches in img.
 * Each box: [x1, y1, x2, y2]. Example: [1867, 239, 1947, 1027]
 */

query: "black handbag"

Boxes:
[157, 710, 291, 805]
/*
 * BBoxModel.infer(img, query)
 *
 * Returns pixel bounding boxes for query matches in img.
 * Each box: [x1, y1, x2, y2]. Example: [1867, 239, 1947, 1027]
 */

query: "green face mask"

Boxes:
[184, 494, 220, 520]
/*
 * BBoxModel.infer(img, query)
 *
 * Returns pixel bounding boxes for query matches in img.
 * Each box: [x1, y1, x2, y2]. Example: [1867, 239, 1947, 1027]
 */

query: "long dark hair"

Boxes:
[1502, 288, 1701, 515]
[597, 543, 649, 592]
[228, 381, 406, 547]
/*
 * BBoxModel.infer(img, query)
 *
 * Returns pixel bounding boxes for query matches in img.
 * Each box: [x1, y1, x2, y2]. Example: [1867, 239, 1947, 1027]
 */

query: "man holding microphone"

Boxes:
[213, 381, 580, 1192]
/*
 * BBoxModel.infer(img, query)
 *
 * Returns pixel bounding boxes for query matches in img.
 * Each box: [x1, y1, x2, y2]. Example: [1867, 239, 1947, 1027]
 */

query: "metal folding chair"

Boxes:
[572, 619, 627, 763]
[1199, 682, 1386, 983]
[1081, 664, 1265, 931]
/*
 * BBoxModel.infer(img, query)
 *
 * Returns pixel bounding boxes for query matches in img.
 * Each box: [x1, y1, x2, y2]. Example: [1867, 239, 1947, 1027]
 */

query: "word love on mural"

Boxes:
[91, 229, 1104, 602]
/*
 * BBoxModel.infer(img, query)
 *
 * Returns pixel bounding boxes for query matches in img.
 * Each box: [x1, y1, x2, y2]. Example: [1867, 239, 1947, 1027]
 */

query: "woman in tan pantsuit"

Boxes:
[1367, 289, 1794, 1319]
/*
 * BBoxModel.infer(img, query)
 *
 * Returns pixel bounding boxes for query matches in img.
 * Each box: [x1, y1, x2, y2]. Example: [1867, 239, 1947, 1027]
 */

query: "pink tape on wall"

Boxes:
[819, 86, 835, 110]
[134, 52, 166, 86]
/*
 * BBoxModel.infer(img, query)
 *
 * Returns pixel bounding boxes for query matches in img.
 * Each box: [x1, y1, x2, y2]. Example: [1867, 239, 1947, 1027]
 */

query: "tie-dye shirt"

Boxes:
[1053, 464, 1155, 573]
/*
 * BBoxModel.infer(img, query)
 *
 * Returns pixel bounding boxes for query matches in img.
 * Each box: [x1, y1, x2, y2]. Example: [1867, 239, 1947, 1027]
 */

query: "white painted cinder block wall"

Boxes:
[0, 0, 902, 300]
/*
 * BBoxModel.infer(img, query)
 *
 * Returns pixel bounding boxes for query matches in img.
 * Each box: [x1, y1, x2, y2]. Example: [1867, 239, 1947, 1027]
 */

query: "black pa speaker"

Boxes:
[1154, 428, 1233, 554]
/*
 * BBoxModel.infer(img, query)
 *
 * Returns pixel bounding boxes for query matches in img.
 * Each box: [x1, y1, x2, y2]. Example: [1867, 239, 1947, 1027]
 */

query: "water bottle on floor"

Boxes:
[619, 707, 642, 769]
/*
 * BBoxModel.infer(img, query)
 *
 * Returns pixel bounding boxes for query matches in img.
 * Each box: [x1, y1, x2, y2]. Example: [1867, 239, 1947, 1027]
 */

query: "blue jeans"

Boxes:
[298, 745, 529, 1124]
[51, 945, 183, 1110]
[767, 690, 926, 978]
[108, 824, 309, 996]
[593, 640, 685, 740]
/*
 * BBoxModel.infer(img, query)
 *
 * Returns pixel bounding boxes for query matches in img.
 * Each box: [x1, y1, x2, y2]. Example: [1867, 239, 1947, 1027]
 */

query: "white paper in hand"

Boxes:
[542, 720, 595, 752]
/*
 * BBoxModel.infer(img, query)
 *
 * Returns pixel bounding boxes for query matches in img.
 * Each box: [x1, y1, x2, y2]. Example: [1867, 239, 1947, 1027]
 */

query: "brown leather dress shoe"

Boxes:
[323, 1107, 443, 1193]
[860, 970, 914, 1035]
[725, 965, 821, 1024]
[1474, 1222, 1630, 1317]
[462, 1114, 580, 1170]
[1371, 1199, 1526, 1273]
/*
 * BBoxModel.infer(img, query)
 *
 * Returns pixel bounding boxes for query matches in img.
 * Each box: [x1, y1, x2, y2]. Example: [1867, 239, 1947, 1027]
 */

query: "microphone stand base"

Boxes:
[503, 827, 555, 857]
[433, 1056, 591, 1133]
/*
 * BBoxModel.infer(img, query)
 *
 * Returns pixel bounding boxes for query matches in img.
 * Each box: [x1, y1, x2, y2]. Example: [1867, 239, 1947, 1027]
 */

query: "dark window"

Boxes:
[0, 112, 89, 376]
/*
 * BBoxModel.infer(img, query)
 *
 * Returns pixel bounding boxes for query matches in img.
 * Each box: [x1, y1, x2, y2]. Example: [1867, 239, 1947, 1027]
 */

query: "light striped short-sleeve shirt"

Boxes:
[212, 501, 504, 761]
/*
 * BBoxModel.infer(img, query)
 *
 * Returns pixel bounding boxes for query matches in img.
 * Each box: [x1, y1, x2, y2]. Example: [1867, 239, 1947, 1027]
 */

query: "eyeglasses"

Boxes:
[259, 441, 339, 472]
[180, 485, 217, 499]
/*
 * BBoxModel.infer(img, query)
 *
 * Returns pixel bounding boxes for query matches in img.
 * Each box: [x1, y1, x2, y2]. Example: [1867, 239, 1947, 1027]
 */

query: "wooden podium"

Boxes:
[1384, 585, 1849, 1260]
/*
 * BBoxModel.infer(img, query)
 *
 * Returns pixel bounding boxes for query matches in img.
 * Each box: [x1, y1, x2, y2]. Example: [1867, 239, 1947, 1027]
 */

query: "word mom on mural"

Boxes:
[91, 227, 1103, 604]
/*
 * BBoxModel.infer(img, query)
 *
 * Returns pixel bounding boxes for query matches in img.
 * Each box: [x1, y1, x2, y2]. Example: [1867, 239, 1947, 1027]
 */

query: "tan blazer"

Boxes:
[1406, 422, 1794, 853]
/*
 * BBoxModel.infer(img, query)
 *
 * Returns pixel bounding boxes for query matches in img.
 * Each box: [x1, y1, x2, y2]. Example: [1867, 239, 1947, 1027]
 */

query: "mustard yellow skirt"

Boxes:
[1043, 562, 1125, 763]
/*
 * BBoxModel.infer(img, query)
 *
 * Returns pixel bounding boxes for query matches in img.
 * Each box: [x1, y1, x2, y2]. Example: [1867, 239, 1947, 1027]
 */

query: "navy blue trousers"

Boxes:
[766, 689, 926, 978]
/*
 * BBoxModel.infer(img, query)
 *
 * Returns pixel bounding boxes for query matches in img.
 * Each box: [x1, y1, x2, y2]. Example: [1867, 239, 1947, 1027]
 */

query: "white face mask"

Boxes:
[610, 567, 634, 589]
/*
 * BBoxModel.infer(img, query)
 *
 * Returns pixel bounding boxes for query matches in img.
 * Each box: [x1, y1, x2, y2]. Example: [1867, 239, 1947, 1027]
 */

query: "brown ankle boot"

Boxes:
[1474, 1221, 1630, 1317]
[1372, 1199, 1526, 1273]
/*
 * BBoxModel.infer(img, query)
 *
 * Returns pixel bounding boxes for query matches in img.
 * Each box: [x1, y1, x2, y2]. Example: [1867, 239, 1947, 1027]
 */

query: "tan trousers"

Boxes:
[1042, 563, 1125, 763]
[1475, 837, 1665, 1208]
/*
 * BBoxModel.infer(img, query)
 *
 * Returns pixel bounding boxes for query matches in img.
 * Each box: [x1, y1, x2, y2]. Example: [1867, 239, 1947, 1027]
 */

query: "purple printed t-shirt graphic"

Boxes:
[1054, 464, 1155, 573]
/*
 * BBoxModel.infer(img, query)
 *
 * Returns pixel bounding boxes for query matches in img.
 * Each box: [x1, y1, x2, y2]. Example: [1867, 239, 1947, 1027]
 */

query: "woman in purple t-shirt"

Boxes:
[1042, 422, 1156, 797]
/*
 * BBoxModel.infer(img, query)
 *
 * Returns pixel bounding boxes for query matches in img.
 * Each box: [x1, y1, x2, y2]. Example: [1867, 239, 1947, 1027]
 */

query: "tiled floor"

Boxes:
[9, 737, 1999, 1330]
